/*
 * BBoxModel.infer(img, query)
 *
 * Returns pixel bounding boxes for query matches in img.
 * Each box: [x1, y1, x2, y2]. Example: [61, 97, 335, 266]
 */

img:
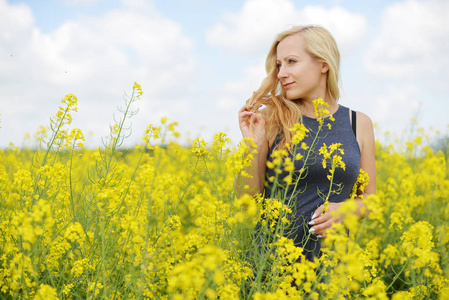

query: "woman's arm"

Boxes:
[234, 140, 269, 197]
[234, 104, 269, 198]
[309, 111, 376, 236]
[354, 111, 377, 216]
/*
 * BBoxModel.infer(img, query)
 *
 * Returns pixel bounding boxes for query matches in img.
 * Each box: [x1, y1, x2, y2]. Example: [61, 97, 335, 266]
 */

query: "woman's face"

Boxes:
[276, 33, 328, 102]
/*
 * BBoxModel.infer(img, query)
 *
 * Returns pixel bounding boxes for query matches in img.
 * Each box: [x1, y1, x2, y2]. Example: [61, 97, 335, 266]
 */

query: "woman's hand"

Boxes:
[308, 202, 344, 237]
[238, 104, 266, 146]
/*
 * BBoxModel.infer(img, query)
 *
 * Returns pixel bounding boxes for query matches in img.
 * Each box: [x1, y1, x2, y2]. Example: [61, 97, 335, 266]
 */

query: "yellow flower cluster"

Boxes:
[213, 131, 231, 154]
[192, 138, 210, 157]
[319, 142, 345, 171]
[143, 124, 161, 144]
[289, 123, 309, 148]
[51, 94, 78, 128]
[259, 198, 293, 232]
[132, 82, 143, 100]
[313, 97, 334, 126]
[0, 89, 448, 299]
[349, 168, 369, 200]
[226, 137, 258, 179]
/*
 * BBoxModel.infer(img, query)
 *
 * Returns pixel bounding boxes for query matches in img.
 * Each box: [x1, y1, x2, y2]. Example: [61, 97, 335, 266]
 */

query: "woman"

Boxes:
[237, 25, 376, 261]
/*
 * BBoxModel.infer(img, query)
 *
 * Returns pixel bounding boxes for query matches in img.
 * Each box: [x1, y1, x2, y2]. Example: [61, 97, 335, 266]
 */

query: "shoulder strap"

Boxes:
[351, 110, 357, 137]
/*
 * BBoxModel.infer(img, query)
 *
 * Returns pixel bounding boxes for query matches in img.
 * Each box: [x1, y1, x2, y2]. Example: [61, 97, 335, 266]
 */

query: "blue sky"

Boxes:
[1, 0, 448, 148]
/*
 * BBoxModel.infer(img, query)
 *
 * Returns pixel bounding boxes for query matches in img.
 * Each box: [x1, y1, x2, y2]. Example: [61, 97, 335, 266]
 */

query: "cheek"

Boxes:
[295, 65, 310, 78]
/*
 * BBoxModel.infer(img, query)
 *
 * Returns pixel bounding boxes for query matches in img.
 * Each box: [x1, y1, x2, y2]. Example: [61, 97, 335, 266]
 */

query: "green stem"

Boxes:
[203, 156, 219, 200]
[69, 141, 76, 217]
[385, 257, 410, 292]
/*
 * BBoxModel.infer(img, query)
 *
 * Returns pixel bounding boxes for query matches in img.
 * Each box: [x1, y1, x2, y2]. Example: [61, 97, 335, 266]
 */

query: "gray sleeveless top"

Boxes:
[263, 105, 361, 261]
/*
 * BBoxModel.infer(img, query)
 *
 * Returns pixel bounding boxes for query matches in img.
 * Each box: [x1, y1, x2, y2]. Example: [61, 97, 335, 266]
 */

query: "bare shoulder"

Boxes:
[355, 111, 375, 153]
[356, 111, 374, 137]
[356, 111, 373, 129]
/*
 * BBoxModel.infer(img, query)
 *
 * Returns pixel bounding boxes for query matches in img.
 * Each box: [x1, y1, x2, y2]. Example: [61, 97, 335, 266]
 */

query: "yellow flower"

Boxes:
[400, 221, 440, 270]
[133, 81, 143, 99]
[313, 97, 330, 125]
[283, 157, 294, 173]
[2, 85, 449, 299]
[290, 123, 309, 145]
[34, 284, 58, 300]
[283, 174, 292, 184]
[143, 124, 161, 144]
[213, 131, 230, 151]
[192, 138, 210, 157]
[61, 93, 78, 109]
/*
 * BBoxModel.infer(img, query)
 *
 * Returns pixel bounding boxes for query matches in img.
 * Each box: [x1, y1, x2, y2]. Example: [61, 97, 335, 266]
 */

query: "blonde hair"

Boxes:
[248, 25, 340, 151]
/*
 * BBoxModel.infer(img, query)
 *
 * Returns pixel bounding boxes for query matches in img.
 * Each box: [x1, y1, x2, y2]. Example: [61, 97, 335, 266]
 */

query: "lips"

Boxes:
[283, 82, 294, 89]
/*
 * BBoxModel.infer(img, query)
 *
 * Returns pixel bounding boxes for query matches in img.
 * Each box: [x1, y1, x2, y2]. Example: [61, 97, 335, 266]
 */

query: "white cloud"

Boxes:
[372, 85, 421, 124]
[340, 82, 424, 141]
[212, 62, 267, 145]
[206, 0, 367, 56]
[215, 63, 265, 112]
[298, 6, 367, 54]
[0, 0, 34, 54]
[207, 0, 368, 144]
[57, 0, 105, 5]
[364, 0, 449, 79]
[207, 0, 297, 55]
[360, 0, 449, 137]
[207, 0, 366, 141]
[0, 0, 196, 147]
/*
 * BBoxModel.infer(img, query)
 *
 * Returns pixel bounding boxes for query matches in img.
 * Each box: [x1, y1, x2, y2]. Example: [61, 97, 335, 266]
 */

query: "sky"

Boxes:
[1, 0, 448, 148]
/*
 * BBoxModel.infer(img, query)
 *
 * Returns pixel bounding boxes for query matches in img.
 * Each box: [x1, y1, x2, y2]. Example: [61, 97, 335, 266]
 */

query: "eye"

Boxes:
[288, 59, 296, 64]
[276, 63, 281, 69]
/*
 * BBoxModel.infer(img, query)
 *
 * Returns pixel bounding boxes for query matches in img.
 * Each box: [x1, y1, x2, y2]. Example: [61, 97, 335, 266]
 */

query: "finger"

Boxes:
[319, 226, 336, 238]
[310, 205, 324, 222]
[246, 104, 254, 111]
[239, 103, 254, 112]
[310, 219, 334, 235]
[309, 210, 332, 226]
[239, 111, 255, 118]
[252, 112, 265, 124]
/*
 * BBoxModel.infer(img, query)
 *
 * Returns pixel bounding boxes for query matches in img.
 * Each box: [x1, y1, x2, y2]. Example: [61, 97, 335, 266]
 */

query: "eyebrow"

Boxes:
[276, 55, 300, 62]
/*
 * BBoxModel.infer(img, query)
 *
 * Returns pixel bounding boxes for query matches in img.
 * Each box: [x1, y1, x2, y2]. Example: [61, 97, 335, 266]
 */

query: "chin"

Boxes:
[286, 93, 302, 101]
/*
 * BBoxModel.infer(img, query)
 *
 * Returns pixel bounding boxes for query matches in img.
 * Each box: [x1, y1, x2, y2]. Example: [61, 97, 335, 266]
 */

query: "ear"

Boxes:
[321, 62, 329, 73]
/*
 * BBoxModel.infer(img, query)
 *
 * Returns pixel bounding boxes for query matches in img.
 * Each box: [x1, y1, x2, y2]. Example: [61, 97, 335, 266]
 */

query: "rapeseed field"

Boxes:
[1, 84, 448, 299]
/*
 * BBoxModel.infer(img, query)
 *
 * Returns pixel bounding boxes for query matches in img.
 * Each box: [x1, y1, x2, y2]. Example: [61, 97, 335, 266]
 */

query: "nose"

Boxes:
[277, 65, 288, 80]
